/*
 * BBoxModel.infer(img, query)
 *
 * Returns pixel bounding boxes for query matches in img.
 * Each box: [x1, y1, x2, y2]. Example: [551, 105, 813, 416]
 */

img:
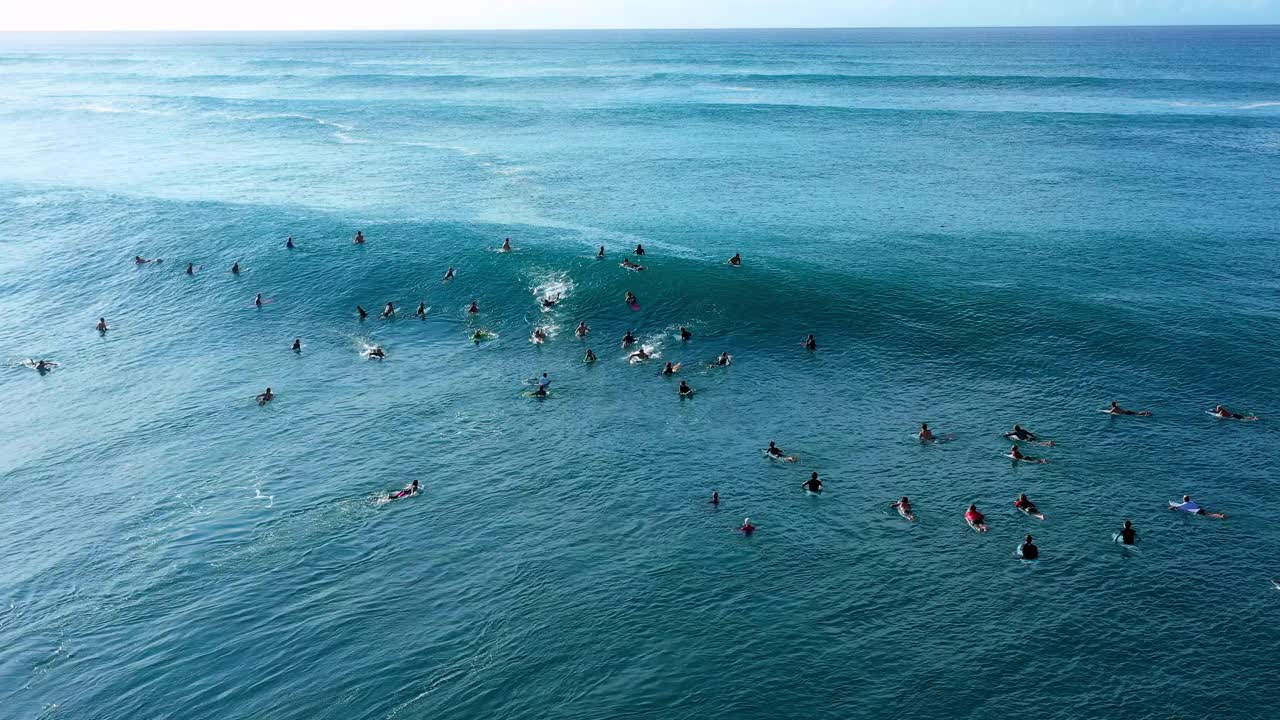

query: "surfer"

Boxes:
[472, 329, 492, 343]
[415, 302, 426, 317]
[254, 293, 264, 307]
[291, 338, 301, 353]
[467, 300, 479, 314]
[541, 295, 560, 309]
[891, 496, 915, 521]
[531, 327, 548, 343]
[624, 291, 637, 306]
[622, 330, 636, 346]
[354, 230, 365, 244]
[634, 243, 645, 256]
[765, 441, 794, 461]
[739, 518, 755, 534]
[286, 236, 295, 249]
[256, 387, 274, 405]
[185, 262, 195, 275]
[710, 491, 720, 505]
[1118, 519, 1138, 545]
[620, 258, 646, 271]
[728, 253, 741, 266]
[231, 261, 241, 274]
[1014, 493, 1045, 520]
[965, 504, 987, 532]
[628, 346, 651, 362]
[531, 372, 550, 389]
[680, 326, 692, 342]
[1108, 401, 1151, 416]
[388, 479, 419, 500]
[366, 345, 386, 359]
[919, 423, 935, 442]
[679, 380, 694, 398]
[501, 237, 512, 251]
[584, 348, 598, 363]
[1212, 404, 1257, 421]
[133, 255, 149, 264]
[1168, 495, 1227, 519]
[1018, 534, 1039, 560]
[382, 302, 395, 318]
[442, 267, 456, 281]
[1009, 445, 1048, 463]
[661, 361, 676, 375]
[802, 472, 823, 493]
[357, 305, 369, 320]
[803, 334, 816, 351]
[597, 246, 605, 258]
[32, 359, 56, 374]
[96, 317, 108, 332]
[714, 352, 731, 366]
[1004, 425, 1050, 444]
[575, 322, 589, 338]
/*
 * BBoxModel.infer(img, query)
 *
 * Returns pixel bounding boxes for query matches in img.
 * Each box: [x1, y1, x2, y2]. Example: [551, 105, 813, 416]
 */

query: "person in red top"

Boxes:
[965, 504, 987, 532]
[740, 518, 755, 535]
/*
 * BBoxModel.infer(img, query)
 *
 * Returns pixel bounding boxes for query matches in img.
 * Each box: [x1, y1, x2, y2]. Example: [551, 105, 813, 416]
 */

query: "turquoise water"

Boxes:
[2, 26, 1279, 719]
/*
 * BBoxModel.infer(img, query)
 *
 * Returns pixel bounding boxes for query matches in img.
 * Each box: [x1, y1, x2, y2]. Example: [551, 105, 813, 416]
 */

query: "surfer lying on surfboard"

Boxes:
[765, 441, 797, 462]
[965, 504, 988, 532]
[388, 479, 419, 500]
[256, 387, 274, 405]
[1168, 495, 1227, 519]
[1106, 401, 1152, 416]
[1009, 445, 1048, 463]
[1211, 405, 1258, 421]
[1014, 493, 1046, 520]
[1005, 425, 1055, 446]
[620, 258, 646, 271]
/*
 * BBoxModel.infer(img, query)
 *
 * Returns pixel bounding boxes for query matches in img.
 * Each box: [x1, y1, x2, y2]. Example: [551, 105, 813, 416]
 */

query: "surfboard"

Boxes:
[629, 302, 641, 311]
[966, 515, 987, 533]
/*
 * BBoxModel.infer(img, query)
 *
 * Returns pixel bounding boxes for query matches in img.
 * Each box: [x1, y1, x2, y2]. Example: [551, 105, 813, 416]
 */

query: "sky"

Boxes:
[1, 0, 1277, 31]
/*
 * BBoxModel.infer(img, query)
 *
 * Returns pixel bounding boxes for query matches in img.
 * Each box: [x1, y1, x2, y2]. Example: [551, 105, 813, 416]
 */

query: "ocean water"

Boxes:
[1, 26, 1279, 719]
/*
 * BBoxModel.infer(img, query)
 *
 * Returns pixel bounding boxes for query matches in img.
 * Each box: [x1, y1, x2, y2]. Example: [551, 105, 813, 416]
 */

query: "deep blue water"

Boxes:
[1, 26, 1279, 720]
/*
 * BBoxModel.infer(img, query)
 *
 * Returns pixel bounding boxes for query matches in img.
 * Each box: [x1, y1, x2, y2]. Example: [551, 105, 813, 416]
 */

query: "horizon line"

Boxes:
[2, 23, 1278, 34]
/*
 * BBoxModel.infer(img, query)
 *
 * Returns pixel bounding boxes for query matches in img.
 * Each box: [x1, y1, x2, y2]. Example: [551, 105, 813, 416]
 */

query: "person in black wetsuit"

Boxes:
[1019, 534, 1039, 560]
[803, 472, 823, 493]
[678, 380, 693, 398]
[680, 326, 692, 342]
[1118, 519, 1138, 545]
[803, 334, 816, 351]
[291, 338, 301, 353]
[286, 236, 295, 249]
